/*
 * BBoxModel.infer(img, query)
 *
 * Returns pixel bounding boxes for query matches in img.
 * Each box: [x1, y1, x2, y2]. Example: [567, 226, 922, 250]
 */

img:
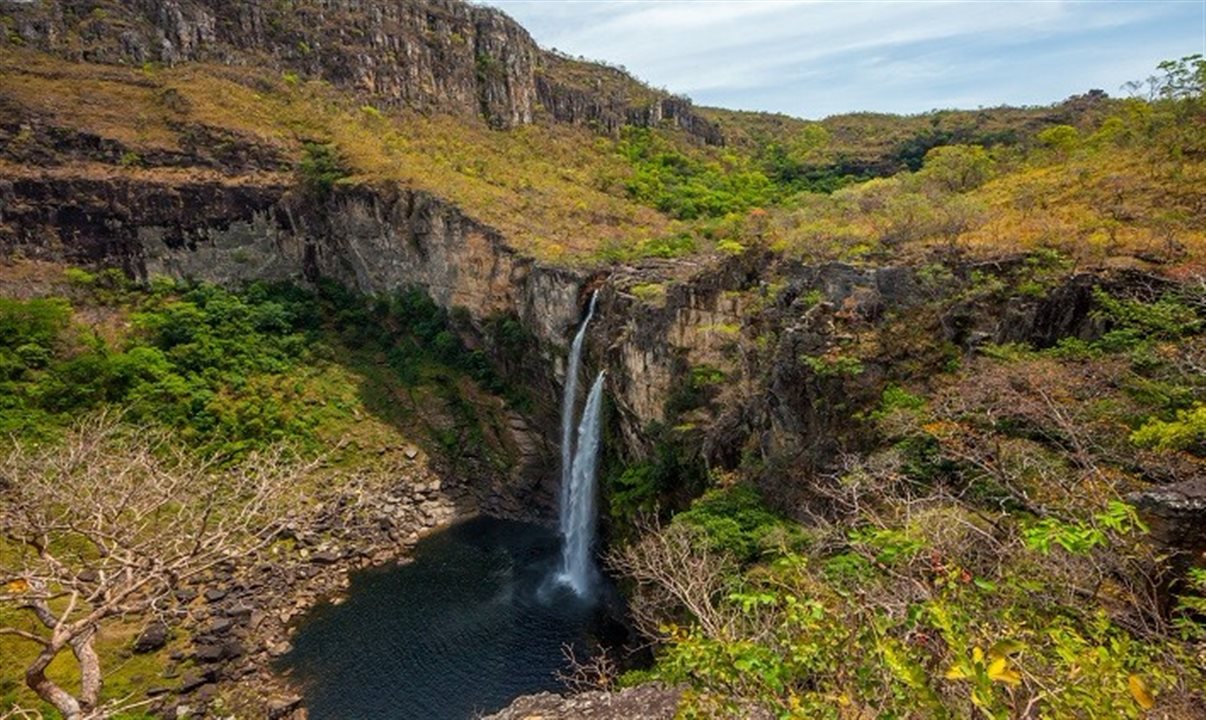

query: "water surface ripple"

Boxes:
[283, 517, 603, 720]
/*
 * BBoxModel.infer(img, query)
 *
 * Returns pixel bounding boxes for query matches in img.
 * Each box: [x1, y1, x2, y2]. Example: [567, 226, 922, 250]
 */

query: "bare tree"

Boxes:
[556, 643, 619, 693]
[607, 519, 735, 640]
[0, 413, 319, 719]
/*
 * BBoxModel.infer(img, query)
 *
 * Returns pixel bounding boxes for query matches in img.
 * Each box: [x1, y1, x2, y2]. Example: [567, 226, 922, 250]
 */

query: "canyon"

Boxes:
[1, 1, 1203, 719]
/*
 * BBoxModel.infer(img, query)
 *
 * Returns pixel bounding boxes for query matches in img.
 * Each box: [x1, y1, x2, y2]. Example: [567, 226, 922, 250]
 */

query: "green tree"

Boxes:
[918, 144, 994, 192]
[1036, 124, 1081, 157]
[298, 142, 348, 197]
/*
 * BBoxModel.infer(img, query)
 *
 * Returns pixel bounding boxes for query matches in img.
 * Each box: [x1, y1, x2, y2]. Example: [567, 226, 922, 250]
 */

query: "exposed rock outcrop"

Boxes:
[0, 167, 585, 343]
[2, 0, 537, 127]
[534, 55, 724, 144]
[484, 684, 686, 720]
[0, 0, 723, 142]
[1128, 478, 1206, 553]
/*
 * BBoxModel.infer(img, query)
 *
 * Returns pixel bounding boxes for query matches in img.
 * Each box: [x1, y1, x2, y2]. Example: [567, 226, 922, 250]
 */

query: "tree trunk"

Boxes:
[72, 626, 103, 711]
[26, 645, 84, 720]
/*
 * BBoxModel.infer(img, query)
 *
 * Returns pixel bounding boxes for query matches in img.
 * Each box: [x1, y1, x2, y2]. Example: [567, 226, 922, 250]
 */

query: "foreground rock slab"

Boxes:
[484, 684, 682, 720]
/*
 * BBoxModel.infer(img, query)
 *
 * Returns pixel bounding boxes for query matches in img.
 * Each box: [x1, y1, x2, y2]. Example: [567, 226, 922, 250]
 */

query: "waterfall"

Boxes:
[559, 371, 606, 597]
[559, 292, 597, 531]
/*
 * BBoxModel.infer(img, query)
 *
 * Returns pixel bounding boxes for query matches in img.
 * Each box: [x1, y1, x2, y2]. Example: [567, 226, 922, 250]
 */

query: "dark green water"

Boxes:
[281, 517, 613, 720]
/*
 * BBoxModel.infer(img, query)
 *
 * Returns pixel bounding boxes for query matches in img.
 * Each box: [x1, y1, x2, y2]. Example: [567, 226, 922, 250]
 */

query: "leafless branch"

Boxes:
[0, 413, 321, 719]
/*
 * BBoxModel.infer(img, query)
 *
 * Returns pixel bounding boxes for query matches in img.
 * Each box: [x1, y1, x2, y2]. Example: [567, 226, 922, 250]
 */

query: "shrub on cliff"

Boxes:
[298, 141, 348, 197]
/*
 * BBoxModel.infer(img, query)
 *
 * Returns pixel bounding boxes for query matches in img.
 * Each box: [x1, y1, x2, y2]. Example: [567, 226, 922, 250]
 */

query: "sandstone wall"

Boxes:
[0, 0, 723, 141]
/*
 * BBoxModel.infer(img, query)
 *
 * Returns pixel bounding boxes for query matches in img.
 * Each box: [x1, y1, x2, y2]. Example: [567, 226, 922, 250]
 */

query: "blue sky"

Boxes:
[481, 0, 1206, 118]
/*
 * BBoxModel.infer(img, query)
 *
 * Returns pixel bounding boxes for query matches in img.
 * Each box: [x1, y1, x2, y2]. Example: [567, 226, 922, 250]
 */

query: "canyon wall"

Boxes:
[0, 171, 594, 508]
[0, 170, 1116, 478]
[0, 0, 723, 141]
[1, 172, 585, 342]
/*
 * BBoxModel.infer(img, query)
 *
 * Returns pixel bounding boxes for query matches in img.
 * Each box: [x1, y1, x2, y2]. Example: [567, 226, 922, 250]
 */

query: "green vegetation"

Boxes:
[298, 141, 348, 196]
[628, 282, 667, 305]
[618, 127, 776, 220]
[606, 431, 708, 528]
[802, 353, 864, 378]
[0, 271, 509, 458]
[1132, 403, 1206, 453]
[612, 247, 1206, 718]
[674, 485, 804, 564]
[632, 481, 1203, 717]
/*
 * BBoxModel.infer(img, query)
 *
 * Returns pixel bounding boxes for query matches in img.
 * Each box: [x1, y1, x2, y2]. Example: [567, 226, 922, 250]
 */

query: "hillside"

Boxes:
[4, 2, 1202, 271]
[1, 1, 1204, 719]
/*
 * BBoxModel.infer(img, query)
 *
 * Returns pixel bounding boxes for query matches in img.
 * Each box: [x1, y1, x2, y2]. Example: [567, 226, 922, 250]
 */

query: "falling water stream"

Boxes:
[556, 293, 605, 599]
[559, 291, 597, 532]
[559, 371, 606, 596]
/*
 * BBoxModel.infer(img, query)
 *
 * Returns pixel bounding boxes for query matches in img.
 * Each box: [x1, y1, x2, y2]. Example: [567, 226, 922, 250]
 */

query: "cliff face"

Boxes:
[534, 55, 725, 144]
[1, 170, 592, 504]
[0, 0, 722, 141]
[2, 0, 536, 127]
[1, 170, 584, 339]
[584, 253, 1126, 495]
[0, 165, 1118, 480]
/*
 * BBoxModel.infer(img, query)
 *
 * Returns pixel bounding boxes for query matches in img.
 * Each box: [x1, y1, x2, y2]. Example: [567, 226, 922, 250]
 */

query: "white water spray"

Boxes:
[559, 292, 597, 531]
[559, 371, 605, 596]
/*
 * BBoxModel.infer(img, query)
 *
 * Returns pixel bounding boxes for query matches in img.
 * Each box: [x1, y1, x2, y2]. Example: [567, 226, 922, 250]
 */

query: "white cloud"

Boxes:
[485, 0, 1205, 117]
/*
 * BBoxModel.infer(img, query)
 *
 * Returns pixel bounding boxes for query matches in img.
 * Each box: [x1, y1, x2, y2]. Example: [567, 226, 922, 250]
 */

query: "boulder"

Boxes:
[193, 639, 244, 663]
[309, 549, 341, 565]
[178, 670, 213, 693]
[225, 602, 255, 620]
[1128, 478, 1206, 553]
[267, 695, 304, 719]
[193, 643, 224, 663]
[133, 621, 169, 653]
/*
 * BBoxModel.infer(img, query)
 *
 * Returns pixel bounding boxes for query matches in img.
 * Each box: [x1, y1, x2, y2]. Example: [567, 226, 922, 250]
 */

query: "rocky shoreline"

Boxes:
[142, 451, 547, 720]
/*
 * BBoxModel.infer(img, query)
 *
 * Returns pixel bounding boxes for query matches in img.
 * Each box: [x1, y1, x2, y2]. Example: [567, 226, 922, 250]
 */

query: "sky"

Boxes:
[480, 0, 1206, 119]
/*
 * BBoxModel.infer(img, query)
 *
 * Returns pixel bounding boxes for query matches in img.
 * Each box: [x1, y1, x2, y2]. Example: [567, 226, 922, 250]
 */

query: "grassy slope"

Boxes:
[3, 48, 1202, 275]
[0, 49, 673, 263]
